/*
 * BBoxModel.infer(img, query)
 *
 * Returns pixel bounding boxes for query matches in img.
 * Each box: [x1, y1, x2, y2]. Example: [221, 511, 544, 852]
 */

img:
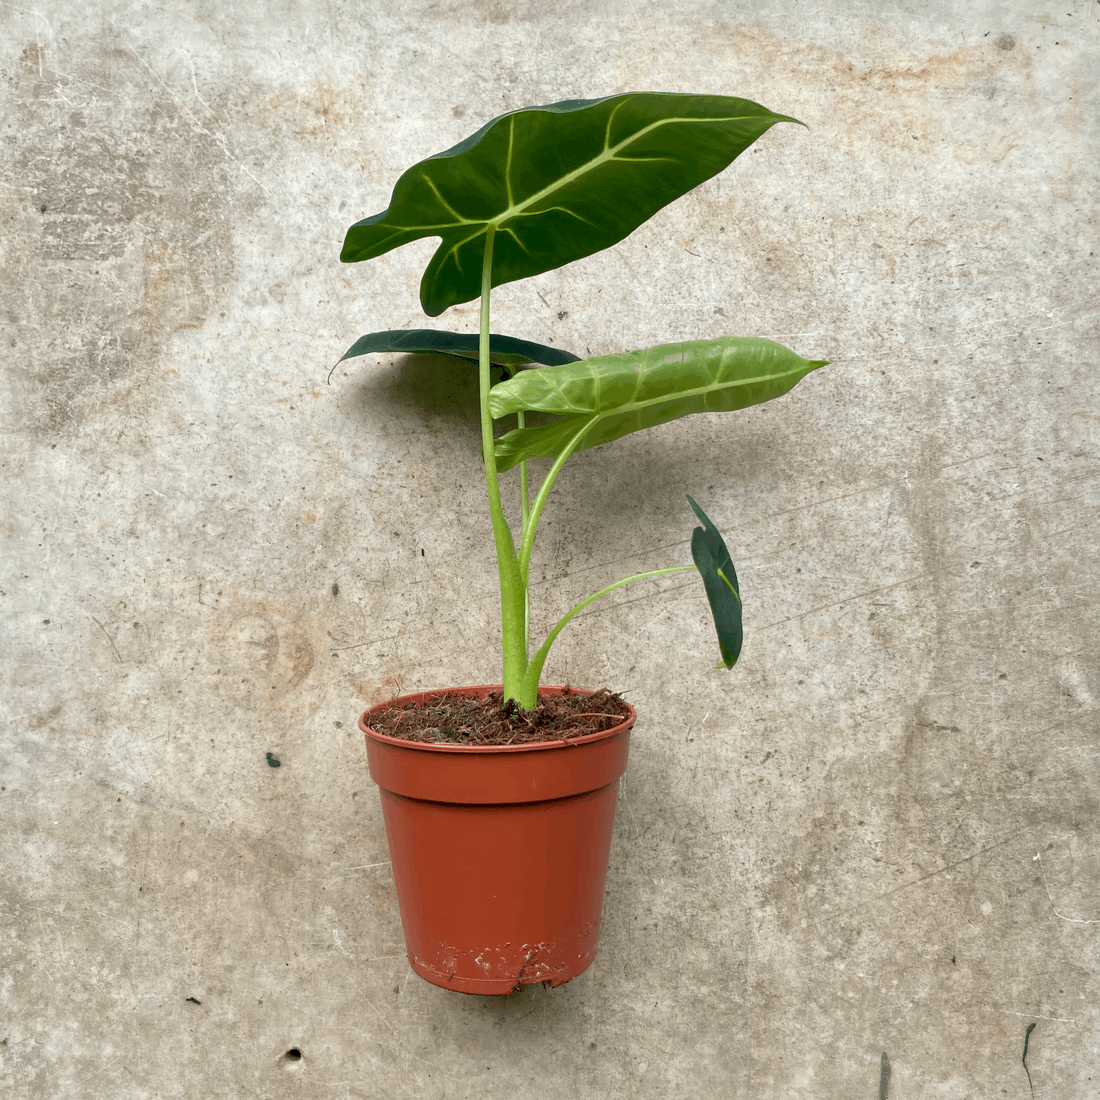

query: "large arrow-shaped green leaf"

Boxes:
[489, 337, 827, 471]
[341, 93, 800, 316]
[339, 329, 580, 370]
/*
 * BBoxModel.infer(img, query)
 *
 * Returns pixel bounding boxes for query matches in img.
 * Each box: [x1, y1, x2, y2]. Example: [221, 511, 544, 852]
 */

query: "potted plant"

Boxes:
[337, 92, 826, 994]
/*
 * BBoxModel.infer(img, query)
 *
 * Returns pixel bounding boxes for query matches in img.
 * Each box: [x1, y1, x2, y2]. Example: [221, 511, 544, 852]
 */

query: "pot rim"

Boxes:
[359, 684, 636, 756]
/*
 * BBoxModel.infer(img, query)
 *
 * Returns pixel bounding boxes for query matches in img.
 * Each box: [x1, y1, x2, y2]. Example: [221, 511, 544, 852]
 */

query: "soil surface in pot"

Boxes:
[367, 687, 631, 746]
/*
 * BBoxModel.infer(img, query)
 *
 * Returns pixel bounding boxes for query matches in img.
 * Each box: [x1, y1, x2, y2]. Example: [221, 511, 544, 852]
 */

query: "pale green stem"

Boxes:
[518, 413, 530, 526]
[518, 565, 697, 704]
[478, 229, 528, 700]
[518, 415, 600, 580]
[517, 413, 530, 651]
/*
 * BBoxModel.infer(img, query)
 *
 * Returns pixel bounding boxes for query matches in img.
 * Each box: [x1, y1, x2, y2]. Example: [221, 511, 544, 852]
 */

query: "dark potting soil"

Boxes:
[366, 687, 632, 746]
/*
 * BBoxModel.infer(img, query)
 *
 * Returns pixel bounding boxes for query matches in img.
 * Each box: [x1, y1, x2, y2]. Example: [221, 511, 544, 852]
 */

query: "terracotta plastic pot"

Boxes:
[361, 685, 634, 995]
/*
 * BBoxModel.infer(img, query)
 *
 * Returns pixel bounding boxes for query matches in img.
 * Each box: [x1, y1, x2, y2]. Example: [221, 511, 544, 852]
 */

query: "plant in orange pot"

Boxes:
[338, 93, 825, 994]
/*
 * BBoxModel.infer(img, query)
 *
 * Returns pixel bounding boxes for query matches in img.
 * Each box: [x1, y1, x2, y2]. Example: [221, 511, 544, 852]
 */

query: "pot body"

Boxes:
[361, 685, 634, 995]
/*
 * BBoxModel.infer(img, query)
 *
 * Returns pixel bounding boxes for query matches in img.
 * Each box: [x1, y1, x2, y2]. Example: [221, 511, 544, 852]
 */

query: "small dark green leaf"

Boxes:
[687, 496, 742, 669]
[266, 752, 281, 768]
[339, 329, 581, 369]
[341, 93, 800, 315]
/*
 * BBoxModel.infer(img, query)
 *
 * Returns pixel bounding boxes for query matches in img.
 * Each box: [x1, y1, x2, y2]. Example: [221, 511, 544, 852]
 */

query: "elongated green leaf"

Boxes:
[341, 93, 800, 316]
[490, 337, 827, 471]
[686, 496, 743, 669]
[339, 329, 580, 370]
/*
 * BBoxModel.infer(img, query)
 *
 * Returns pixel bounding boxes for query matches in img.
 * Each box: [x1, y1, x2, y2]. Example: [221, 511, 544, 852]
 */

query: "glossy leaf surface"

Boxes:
[339, 329, 580, 369]
[686, 496, 743, 669]
[489, 337, 827, 471]
[341, 93, 799, 315]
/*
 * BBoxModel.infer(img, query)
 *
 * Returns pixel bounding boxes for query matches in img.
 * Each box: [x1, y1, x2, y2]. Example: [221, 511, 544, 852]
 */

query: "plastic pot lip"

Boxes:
[359, 684, 636, 756]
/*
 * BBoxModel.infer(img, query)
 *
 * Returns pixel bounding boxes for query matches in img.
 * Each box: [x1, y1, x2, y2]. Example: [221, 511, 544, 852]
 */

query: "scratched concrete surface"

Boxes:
[2, 1, 1098, 1096]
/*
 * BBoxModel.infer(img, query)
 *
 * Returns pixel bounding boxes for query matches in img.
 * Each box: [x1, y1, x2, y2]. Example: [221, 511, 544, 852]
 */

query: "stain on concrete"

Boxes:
[214, 603, 317, 701]
[4, 33, 236, 436]
[246, 81, 360, 143]
[687, 22, 1038, 162]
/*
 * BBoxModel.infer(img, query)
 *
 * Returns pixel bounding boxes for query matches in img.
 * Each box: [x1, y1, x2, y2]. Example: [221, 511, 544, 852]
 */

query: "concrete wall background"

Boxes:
[2, 1, 1097, 1096]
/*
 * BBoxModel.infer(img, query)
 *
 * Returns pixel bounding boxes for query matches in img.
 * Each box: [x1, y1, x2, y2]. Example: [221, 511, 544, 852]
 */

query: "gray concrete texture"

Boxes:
[1, 0, 1097, 1096]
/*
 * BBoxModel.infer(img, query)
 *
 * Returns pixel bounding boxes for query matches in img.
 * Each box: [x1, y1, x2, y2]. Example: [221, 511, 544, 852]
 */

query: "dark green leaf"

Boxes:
[490, 337, 827, 471]
[687, 496, 742, 669]
[341, 93, 800, 315]
[339, 329, 581, 369]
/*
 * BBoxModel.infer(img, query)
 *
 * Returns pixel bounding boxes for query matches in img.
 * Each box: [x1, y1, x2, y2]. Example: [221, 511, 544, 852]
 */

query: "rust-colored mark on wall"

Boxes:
[689, 23, 1038, 164]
